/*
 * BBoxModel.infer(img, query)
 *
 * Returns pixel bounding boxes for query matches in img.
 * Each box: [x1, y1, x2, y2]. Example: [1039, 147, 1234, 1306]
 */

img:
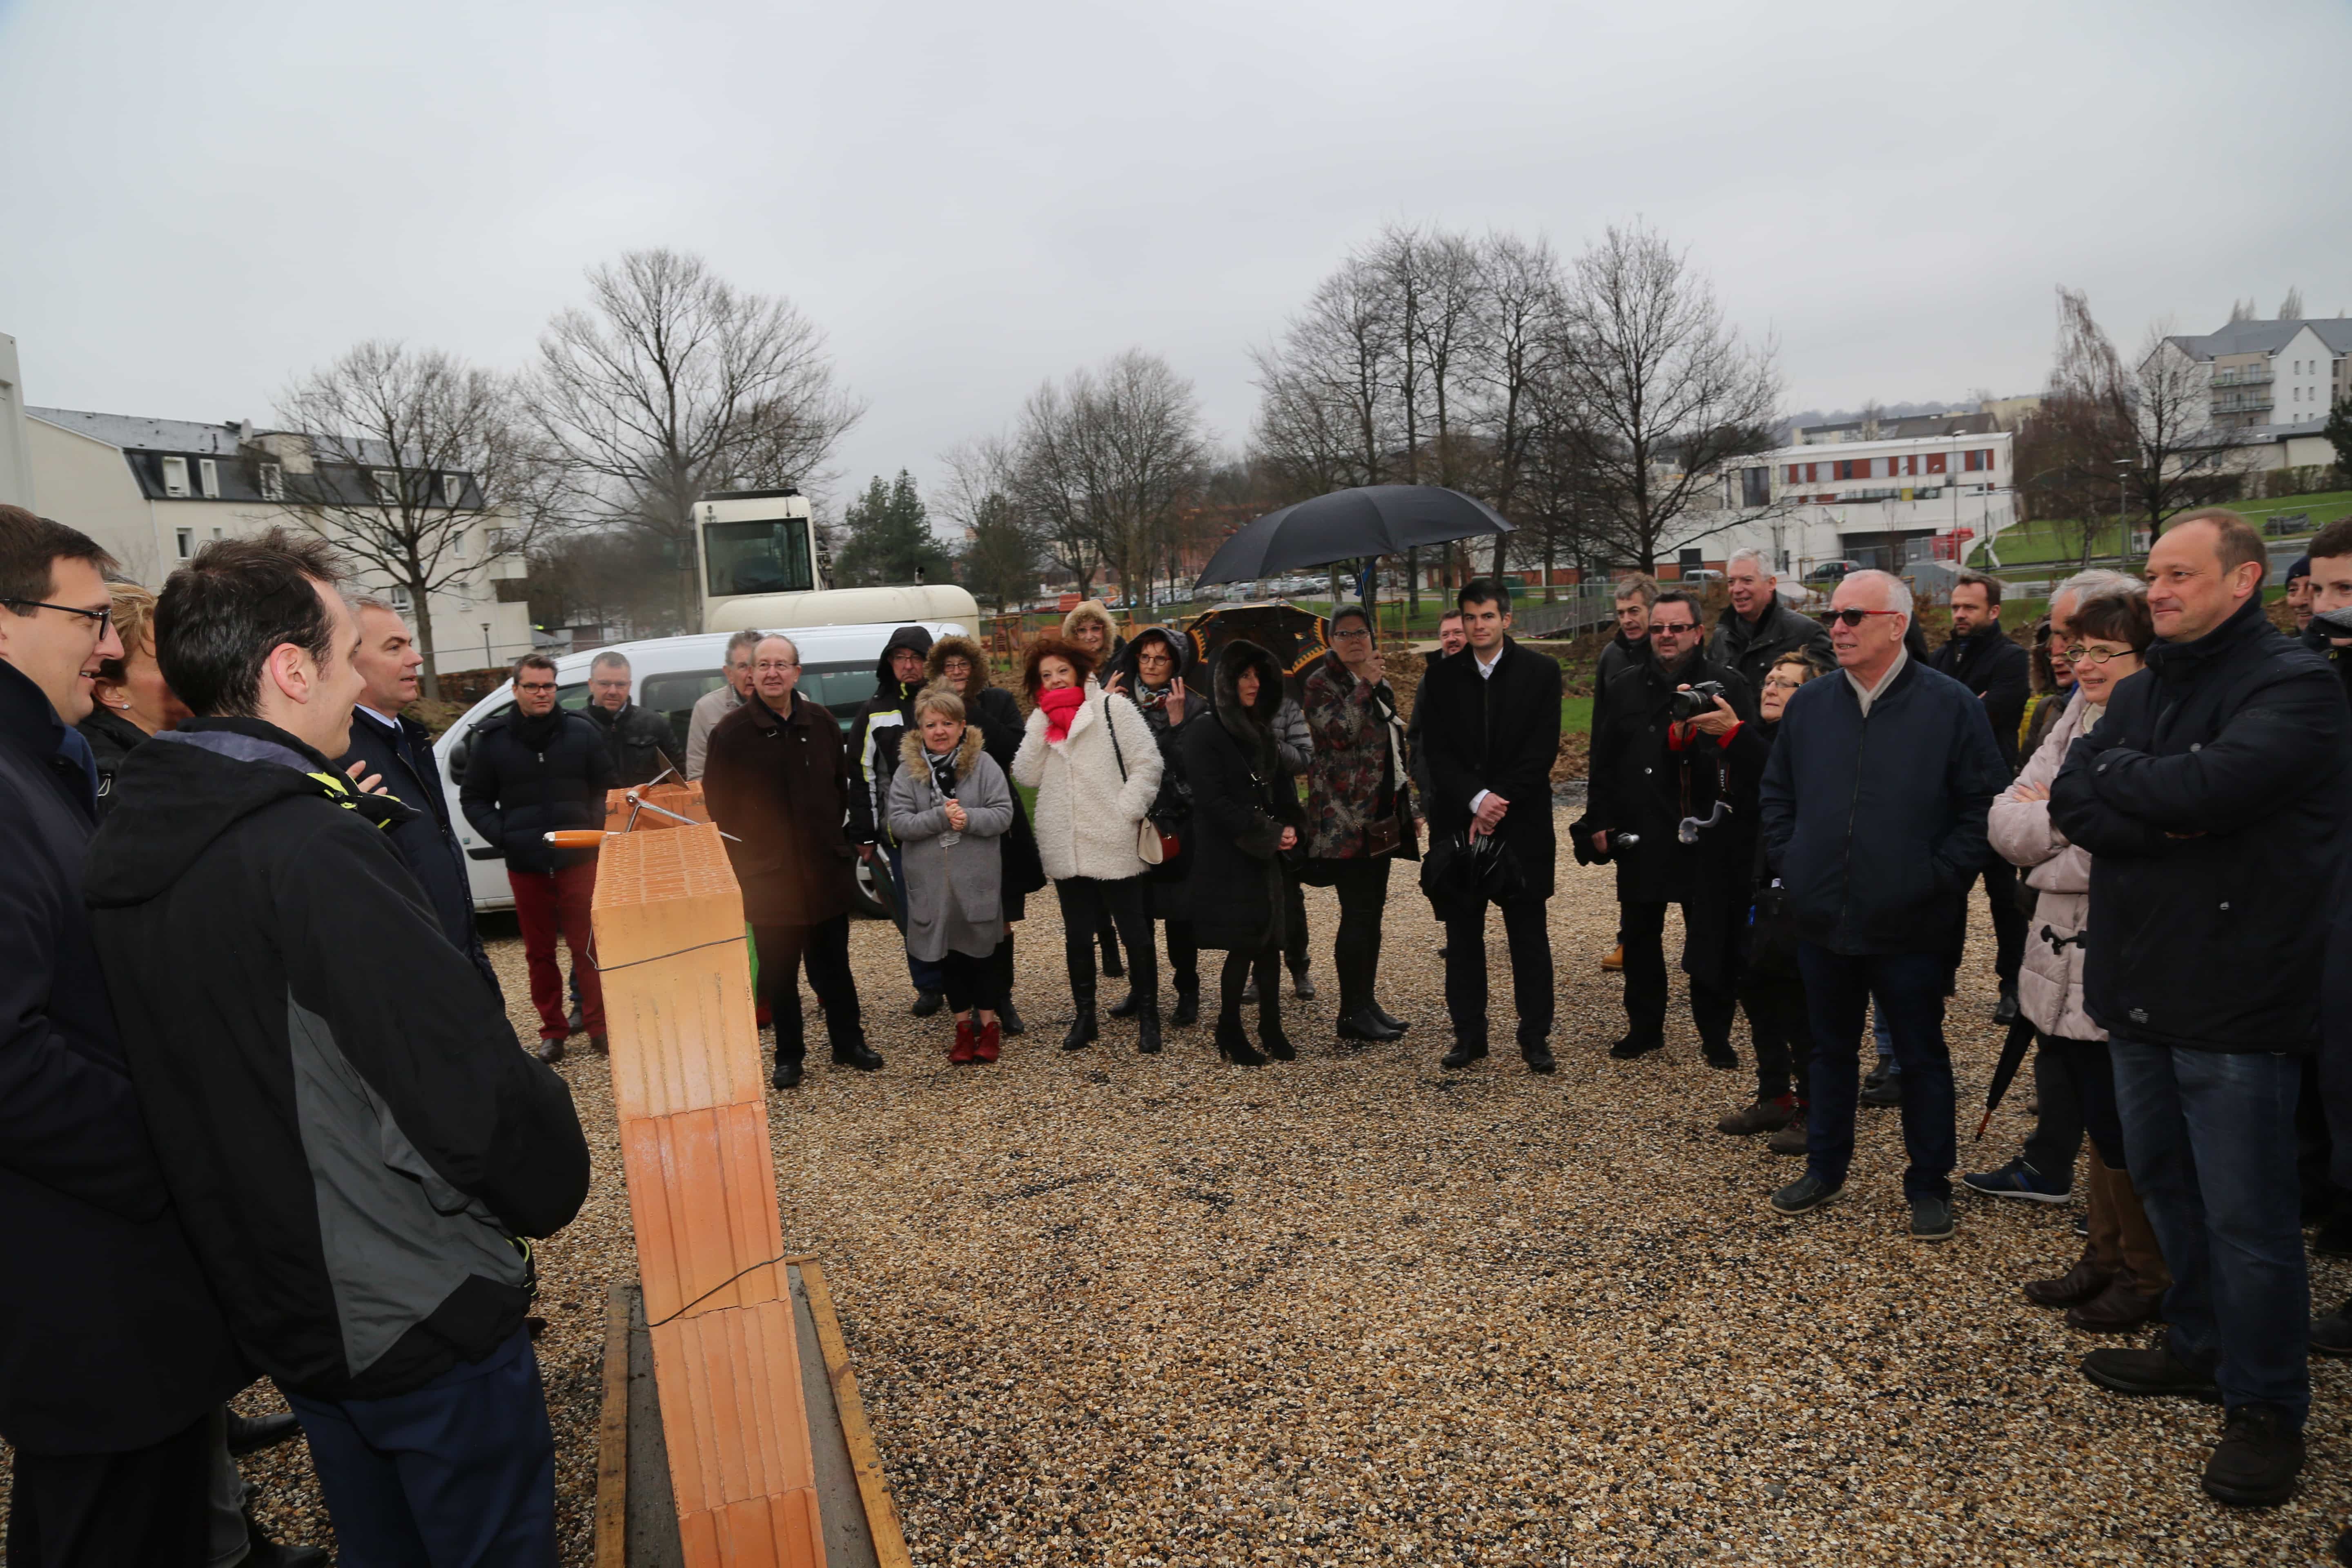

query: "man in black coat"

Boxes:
[1404, 607, 1465, 809]
[1588, 590, 1762, 1067]
[0, 507, 252, 1566]
[1708, 549, 1834, 691]
[1759, 570, 2009, 1244]
[343, 597, 497, 991]
[1929, 568, 2032, 1021]
[583, 649, 677, 786]
[2052, 510, 2351, 1510]
[461, 653, 612, 1060]
[87, 529, 588, 1565]
[1418, 579, 1564, 1073]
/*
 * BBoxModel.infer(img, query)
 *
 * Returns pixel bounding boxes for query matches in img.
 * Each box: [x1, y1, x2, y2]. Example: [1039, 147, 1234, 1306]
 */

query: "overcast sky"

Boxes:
[5, 0, 2348, 511]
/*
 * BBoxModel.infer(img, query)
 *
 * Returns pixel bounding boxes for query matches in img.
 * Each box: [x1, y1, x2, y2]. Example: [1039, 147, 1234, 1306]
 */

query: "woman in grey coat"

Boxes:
[885, 688, 1017, 1064]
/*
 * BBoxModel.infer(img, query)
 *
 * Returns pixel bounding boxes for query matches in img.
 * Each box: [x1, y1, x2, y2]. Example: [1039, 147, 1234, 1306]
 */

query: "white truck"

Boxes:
[696, 488, 978, 633]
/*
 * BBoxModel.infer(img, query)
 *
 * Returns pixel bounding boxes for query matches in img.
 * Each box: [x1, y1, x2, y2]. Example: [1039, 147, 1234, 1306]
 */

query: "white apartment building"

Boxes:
[1701, 428, 2015, 579]
[24, 405, 532, 675]
[2158, 316, 2352, 435]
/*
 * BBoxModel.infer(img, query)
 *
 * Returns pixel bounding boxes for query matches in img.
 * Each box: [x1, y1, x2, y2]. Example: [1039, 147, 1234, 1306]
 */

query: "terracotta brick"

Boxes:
[650, 1299, 818, 1521]
[604, 780, 710, 833]
[618, 1105, 784, 1324]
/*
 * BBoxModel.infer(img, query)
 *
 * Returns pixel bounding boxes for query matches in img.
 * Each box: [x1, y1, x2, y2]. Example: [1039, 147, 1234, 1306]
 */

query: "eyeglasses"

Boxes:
[2061, 645, 2138, 666]
[1817, 608, 1904, 628]
[3, 598, 113, 635]
[1649, 621, 1698, 636]
[515, 681, 557, 692]
[1762, 676, 1805, 692]
[1330, 626, 1372, 641]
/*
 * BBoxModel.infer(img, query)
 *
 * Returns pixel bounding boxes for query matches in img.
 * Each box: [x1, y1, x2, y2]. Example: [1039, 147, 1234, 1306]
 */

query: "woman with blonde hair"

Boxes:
[77, 579, 191, 814]
[886, 687, 1017, 1064]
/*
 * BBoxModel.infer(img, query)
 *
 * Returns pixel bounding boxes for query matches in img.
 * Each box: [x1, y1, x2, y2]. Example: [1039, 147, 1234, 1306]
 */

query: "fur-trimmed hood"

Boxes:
[898, 723, 986, 782]
[924, 634, 992, 698]
[1060, 599, 1118, 651]
[1212, 640, 1285, 755]
[1113, 623, 1196, 690]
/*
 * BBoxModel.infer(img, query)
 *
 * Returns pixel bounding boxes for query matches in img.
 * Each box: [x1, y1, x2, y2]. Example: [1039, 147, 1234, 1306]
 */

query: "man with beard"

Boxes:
[1588, 590, 1762, 1067]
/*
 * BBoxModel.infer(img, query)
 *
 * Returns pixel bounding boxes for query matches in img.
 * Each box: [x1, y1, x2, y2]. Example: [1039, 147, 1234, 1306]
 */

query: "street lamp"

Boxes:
[2113, 459, 2133, 560]
[481, 621, 492, 667]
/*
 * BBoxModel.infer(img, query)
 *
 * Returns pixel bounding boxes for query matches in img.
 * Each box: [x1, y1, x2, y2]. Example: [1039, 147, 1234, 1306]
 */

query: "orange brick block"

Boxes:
[651, 1298, 824, 1561]
[619, 1104, 785, 1323]
[604, 780, 709, 833]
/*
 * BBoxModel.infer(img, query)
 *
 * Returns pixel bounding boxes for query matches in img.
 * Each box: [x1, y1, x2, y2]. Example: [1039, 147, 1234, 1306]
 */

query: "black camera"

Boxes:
[1670, 680, 1727, 721]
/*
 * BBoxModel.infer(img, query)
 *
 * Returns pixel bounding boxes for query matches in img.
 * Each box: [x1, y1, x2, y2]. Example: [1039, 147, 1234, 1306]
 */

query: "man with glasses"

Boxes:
[1587, 589, 1760, 1068]
[1760, 570, 2008, 1243]
[0, 506, 255, 1566]
[461, 653, 613, 1060]
[2054, 509, 2350, 1509]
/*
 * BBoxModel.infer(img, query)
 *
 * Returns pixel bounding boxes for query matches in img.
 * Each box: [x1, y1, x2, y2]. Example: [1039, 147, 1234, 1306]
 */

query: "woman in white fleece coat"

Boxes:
[1012, 636, 1163, 1054]
[1988, 586, 2169, 1333]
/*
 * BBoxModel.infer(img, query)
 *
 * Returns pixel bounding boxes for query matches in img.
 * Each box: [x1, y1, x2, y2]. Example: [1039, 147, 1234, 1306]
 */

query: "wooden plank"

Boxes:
[596, 1280, 633, 1568]
[796, 1262, 913, 1568]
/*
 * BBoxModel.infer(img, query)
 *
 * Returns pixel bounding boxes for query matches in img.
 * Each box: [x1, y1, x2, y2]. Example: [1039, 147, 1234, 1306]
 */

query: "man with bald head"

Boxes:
[2053, 508, 2350, 1509]
[1758, 568, 2009, 1243]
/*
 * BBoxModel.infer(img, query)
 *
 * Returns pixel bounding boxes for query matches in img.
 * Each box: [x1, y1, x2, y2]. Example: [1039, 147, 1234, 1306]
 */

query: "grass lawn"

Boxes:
[1972, 490, 2352, 569]
[1563, 695, 1592, 735]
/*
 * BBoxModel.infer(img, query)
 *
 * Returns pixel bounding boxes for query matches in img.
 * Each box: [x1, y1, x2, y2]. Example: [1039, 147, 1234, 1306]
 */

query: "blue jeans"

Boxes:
[2109, 1039, 2308, 1423]
[1798, 944, 1956, 1202]
[884, 845, 947, 994]
[285, 1328, 557, 1568]
[1873, 995, 1896, 1069]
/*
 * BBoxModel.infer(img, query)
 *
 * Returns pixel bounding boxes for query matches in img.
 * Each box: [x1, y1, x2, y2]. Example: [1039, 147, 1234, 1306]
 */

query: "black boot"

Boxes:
[1062, 979, 1098, 1051]
[1169, 977, 1200, 1027]
[998, 996, 1026, 1036]
[1372, 1003, 1408, 1032]
[1215, 1011, 1267, 1066]
[1338, 1008, 1403, 1043]
[1258, 976, 1294, 1061]
[1136, 998, 1163, 1054]
[1441, 1033, 1488, 1070]
[1109, 988, 1141, 1019]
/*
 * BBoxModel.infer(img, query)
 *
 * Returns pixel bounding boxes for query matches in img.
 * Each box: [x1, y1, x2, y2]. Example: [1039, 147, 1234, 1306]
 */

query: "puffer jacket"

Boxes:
[1012, 685, 1162, 882]
[1987, 691, 2099, 1041]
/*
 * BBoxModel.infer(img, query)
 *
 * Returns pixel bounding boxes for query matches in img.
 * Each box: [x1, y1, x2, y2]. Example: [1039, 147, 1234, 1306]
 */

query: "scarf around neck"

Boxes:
[1038, 686, 1085, 743]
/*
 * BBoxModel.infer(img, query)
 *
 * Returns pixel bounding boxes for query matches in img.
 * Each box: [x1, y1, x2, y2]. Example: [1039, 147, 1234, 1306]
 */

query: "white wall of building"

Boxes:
[1700, 430, 2016, 578]
[0, 335, 33, 510]
[2278, 325, 2334, 426]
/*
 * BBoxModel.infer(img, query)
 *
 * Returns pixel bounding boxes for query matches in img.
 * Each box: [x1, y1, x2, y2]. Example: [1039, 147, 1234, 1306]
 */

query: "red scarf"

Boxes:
[1038, 686, 1086, 743]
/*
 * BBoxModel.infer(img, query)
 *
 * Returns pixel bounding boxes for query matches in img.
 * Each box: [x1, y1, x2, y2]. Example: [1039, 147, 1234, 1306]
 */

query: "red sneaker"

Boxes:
[950, 1019, 977, 1065]
[975, 1020, 1002, 1063]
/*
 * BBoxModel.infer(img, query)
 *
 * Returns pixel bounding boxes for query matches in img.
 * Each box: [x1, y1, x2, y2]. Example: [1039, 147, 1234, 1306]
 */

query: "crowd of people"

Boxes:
[7, 496, 2352, 1561]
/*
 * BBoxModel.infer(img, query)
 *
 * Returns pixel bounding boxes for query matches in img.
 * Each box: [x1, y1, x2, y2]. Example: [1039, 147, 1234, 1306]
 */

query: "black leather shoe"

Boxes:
[1608, 1033, 1662, 1060]
[1441, 1038, 1488, 1070]
[911, 989, 945, 1018]
[533, 1038, 566, 1064]
[832, 1044, 886, 1071]
[243, 1505, 330, 1568]
[1863, 1062, 1890, 1090]
[771, 1060, 804, 1089]
[1215, 1018, 1267, 1066]
[1993, 986, 2020, 1025]
[2203, 1403, 2303, 1508]
[1372, 1004, 1409, 1032]
[998, 998, 1026, 1036]
[1108, 988, 1141, 1019]
[226, 1409, 303, 1457]
[2081, 1345, 2222, 1403]
[1136, 1005, 1163, 1055]
[1522, 1043, 1556, 1074]
[1701, 1041, 1738, 1070]
[1860, 1074, 1904, 1107]
[1337, 1009, 1403, 1043]
[1169, 984, 1200, 1028]
[1290, 968, 1316, 1000]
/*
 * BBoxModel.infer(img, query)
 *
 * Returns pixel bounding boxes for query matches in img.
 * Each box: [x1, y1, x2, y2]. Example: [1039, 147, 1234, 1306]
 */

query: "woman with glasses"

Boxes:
[77, 580, 192, 815]
[1991, 588, 2168, 1331]
[1103, 625, 1205, 1027]
[1301, 606, 1417, 1043]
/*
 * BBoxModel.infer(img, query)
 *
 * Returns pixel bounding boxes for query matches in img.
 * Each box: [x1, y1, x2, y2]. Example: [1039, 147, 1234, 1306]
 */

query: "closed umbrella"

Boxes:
[1193, 485, 1513, 591]
[1973, 1014, 2041, 1140]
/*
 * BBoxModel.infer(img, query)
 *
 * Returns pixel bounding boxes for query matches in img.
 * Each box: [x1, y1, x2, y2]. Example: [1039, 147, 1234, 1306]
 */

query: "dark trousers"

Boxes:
[2110, 1038, 2308, 1423]
[508, 863, 603, 1040]
[1442, 893, 1554, 1050]
[1619, 899, 1740, 1050]
[285, 1327, 556, 1568]
[7, 1410, 212, 1568]
[1967, 863, 2027, 988]
[1162, 918, 1199, 990]
[1218, 946, 1283, 1027]
[1282, 863, 1310, 974]
[884, 845, 947, 996]
[2021, 1041, 2087, 1192]
[1056, 877, 1154, 1002]
[751, 914, 866, 1064]
[1740, 971, 1812, 1103]
[1798, 944, 1956, 1203]
[937, 948, 1001, 1014]
[2042, 1036, 2124, 1170]
[1327, 856, 1393, 1017]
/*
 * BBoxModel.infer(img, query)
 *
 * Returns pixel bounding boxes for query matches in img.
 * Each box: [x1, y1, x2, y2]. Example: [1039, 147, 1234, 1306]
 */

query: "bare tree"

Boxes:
[273, 341, 545, 697]
[1466, 232, 1566, 578]
[532, 249, 864, 627]
[1550, 221, 1782, 572]
[1013, 352, 1208, 605]
[2280, 285, 2305, 320]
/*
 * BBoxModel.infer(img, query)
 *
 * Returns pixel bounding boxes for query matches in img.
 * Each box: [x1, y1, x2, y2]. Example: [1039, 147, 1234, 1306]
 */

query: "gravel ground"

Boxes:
[22, 800, 2352, 1564]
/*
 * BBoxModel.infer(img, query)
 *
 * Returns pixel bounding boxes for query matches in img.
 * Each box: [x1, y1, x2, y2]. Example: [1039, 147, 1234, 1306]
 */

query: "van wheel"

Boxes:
[852, 857, 892, 920]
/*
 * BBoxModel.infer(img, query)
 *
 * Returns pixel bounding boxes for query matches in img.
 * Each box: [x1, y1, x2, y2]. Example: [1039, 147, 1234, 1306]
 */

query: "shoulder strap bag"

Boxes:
[1102, 693, 1176, 866]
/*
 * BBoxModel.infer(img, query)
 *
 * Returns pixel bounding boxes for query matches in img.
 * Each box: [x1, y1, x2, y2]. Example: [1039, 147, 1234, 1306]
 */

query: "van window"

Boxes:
[642, 670, 725, 762]
[799, 662, 878, 730]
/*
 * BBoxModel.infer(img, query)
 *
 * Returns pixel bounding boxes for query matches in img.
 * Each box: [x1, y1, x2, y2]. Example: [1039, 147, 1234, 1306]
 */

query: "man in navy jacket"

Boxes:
[2052, 510, 2350, 1510]
[1759, 569, 2008, 1243]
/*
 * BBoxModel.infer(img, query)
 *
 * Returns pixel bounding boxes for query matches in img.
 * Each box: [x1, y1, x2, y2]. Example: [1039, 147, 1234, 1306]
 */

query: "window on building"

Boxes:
[198, 458, 219, 498]
[161, 456, 190, 497]
[211, 528, 224, 542]
[389, 584, 413, 611]
[259, 461, 283, 500]
[1926, 452, 1946, 474]
[371, 470, 401, 505]
[441, 473, 464, 507]
[175, 527, 194, 559]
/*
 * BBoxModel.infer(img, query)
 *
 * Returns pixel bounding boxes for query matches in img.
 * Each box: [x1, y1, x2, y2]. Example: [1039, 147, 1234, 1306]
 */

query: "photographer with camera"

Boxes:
[1587, 590, 1761, 1068]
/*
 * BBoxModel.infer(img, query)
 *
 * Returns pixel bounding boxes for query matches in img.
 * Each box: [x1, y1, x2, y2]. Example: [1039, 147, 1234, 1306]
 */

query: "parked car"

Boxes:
[1681, 568, 1724, 585]
[1805, 559, 1863, 584]
[434, 620, 968, 916]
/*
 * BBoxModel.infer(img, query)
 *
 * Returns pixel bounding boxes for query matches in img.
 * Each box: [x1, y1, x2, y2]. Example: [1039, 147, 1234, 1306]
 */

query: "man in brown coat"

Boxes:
[702, 634, 884, 1088]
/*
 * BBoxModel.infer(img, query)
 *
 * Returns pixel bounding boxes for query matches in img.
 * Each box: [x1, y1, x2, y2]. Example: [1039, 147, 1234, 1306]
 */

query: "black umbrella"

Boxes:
[1973, 1014, 2041, 1140]
[1193, 485, 1513, 590]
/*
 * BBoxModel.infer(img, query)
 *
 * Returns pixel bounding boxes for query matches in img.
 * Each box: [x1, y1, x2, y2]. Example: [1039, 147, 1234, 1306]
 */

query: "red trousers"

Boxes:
[509, 863, 604, 1040]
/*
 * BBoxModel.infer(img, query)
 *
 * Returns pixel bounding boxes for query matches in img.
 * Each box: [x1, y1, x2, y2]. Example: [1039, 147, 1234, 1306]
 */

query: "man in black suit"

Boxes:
[1929, 568, 2030, 1021]
[341, 598, 497, 992]
[1418, 578, 1564, 1073]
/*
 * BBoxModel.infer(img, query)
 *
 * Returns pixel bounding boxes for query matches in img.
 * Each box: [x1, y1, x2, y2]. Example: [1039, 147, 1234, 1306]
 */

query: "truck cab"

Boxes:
[698, 488, 979, 632]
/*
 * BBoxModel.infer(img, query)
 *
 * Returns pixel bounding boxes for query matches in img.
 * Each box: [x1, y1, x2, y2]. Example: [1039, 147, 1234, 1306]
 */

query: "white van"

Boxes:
[434, 619, 970, 913]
